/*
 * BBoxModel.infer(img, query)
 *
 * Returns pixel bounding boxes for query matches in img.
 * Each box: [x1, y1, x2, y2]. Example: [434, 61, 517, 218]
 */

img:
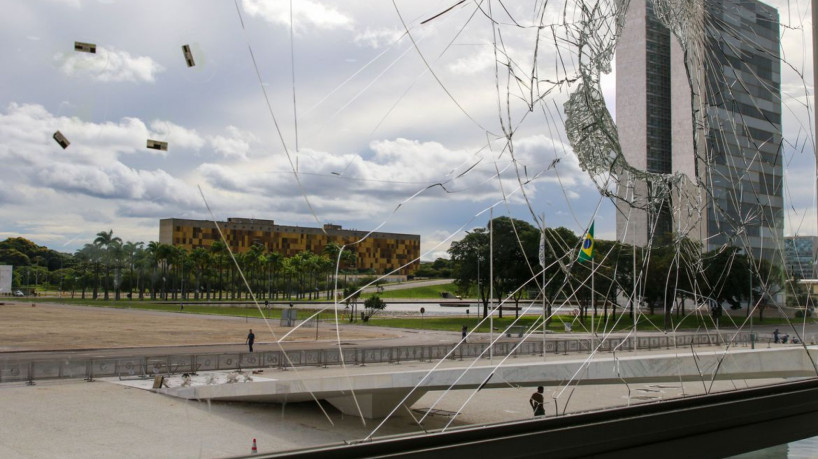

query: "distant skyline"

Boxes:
[0, 0, 814, 260]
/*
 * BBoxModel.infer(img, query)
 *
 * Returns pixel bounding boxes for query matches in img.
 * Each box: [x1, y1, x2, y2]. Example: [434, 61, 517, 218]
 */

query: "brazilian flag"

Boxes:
[578, 221, 594, 263]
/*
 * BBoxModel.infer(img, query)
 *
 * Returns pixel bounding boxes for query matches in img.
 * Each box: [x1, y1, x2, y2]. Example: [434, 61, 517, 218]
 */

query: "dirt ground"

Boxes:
[0, 301, 396, 351]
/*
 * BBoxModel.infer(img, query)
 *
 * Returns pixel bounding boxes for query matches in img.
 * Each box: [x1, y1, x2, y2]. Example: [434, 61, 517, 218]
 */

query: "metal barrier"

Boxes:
[0, 332, 754, 384]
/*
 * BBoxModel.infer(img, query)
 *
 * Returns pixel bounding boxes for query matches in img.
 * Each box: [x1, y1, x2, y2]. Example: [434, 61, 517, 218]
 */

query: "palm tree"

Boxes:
[145, 241, 172, 299]
[109, 240, 125, 300]
[231, 252, 245, 300]
[322, 242, 342, 298]
[318, 255, 335, 299]
[304, 253, 320, 300]
[323, 242, 343, 265]
[94, 229, 122, 300]
[239, 244, 259, 299]
[210, 241, 227, 301]
[264, 251, 282, 299]
[156, 243, 172, 300]
[169, 245, 189, 300]
[145, 241, 161, 300]
[323, 242, 357, 290]
[290, 252, 313, 299]
[298, 252, 327, 300]
[74, 245, 101, 299]
[281, 256, 298, 300]
[190, 248, 210, 300]
[134, 244, 153, 300]
[122, 241, 144, 300]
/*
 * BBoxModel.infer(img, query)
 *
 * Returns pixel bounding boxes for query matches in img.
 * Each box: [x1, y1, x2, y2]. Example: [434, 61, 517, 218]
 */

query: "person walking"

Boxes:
[530, 386, 545, 417]
[246, 329, 255, 353]
[461, 325, 468, 343]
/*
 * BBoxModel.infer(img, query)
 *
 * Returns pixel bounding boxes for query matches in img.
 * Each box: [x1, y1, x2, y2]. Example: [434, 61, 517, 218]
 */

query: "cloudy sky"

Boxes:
[0, 0, 815, 260]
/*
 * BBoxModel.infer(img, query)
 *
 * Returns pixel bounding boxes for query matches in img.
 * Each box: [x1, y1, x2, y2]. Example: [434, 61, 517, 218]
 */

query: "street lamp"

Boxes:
[477, 254, 481, 297]
[738, 247, 754, 348]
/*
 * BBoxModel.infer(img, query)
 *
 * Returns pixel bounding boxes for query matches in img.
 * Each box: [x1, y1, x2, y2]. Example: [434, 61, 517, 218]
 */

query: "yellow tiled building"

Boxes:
[159, 218, 421, 275]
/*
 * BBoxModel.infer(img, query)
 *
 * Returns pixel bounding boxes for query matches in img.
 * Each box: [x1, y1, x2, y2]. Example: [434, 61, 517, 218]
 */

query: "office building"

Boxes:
[159, 218, 421, 276]
[616, 0, 782, 260]
[784, 236, 818, 279]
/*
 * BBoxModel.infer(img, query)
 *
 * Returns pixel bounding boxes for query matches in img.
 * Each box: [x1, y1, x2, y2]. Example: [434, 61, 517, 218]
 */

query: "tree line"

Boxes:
[3, 232, 363, 302]
[448, 217, 790, 326]
[2, 221, 800, 325]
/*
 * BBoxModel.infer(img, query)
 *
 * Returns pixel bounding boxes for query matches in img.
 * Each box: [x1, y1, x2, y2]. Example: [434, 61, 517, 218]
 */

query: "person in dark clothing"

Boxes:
[773, 328, 780, 343]
[461, 325, 468, 343]
[530, 386, 545, 416]
[246, 329, 255, 352]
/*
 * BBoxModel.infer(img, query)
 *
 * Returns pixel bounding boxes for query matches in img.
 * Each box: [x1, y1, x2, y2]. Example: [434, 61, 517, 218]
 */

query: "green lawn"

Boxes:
[364, 282, 459, 299]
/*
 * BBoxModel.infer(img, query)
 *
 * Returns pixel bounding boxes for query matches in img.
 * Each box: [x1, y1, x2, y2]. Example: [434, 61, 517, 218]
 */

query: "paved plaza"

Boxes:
[0, 356, 788, 458]
[0, 302, 815, 457]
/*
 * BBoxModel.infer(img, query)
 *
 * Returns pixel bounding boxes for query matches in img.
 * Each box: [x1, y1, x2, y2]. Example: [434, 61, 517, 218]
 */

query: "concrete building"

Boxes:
[159, 218, 421, 276]
[784, 236, 818, 279]
[0, 265, 11, 293]
[616, 0, 782, 260]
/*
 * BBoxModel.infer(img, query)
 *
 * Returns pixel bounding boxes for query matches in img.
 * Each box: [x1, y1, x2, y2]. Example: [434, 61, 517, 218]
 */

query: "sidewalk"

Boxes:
[0, 345, 791, 458]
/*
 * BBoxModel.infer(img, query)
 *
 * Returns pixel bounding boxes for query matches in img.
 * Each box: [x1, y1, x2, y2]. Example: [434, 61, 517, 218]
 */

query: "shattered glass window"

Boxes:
[0, 0, 816, 456]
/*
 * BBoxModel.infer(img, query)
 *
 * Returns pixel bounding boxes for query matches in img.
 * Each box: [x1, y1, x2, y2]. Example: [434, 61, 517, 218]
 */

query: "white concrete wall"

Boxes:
[161, 347, 818, 418]
[615, 0, 650, 247]
[0, 265, 11, 293]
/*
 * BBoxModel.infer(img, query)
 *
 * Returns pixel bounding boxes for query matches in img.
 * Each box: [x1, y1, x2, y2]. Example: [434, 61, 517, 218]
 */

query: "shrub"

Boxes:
[362, 295, 386, 321]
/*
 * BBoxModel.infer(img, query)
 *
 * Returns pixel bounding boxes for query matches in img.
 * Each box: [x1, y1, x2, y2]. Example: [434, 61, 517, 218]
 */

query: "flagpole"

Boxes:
[579, 221, 595, 348]
[633, 244, 637, 352]
[489, 208, 494, 365]
[591, 258, 595, 348]
[539, 216, 546, 359]
[542, 264, 546, 358]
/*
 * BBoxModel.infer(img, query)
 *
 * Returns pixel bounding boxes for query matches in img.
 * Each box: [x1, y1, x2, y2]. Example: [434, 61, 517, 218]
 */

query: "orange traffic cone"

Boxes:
[251, 438, 258, 454]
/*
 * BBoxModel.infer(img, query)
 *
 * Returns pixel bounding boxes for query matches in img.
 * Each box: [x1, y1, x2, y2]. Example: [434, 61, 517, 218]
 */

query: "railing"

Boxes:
[0, 332, 753, 384]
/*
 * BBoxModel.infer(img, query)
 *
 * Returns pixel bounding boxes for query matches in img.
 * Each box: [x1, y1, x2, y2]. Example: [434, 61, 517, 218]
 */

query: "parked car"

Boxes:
[13, 290, 24, 297]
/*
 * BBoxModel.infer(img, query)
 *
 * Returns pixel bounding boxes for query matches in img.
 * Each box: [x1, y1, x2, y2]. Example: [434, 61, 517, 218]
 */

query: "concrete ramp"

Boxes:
[159, 346, 818, 418]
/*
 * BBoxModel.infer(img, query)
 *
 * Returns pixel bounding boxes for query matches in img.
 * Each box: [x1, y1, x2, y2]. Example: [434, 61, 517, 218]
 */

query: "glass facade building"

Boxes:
[616, 0, 782, 261]
[784, 236, 818, 279]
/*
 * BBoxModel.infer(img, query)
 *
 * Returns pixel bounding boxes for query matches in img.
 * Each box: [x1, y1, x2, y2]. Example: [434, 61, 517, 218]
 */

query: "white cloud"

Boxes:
[0, 103, 198, 166]
[2, 0, 814, 257]
[353, 28, 404, 48]
[195, 135, 579, 223]
[56, 46, 165, 83]
[35, 159, 200, 206]
[421, 229, 460, 260]
[0, 103, 585, 232]
[512, 135, 588, 187]
[149, 120, 205, 150]
[242, 0, 352, 31]
[447, 47, 497, 75]
[0, 102, 204, 208]
[195, 163, 245, 192]
[207, 126, 257, 160]
[46, 0, 81, 8]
